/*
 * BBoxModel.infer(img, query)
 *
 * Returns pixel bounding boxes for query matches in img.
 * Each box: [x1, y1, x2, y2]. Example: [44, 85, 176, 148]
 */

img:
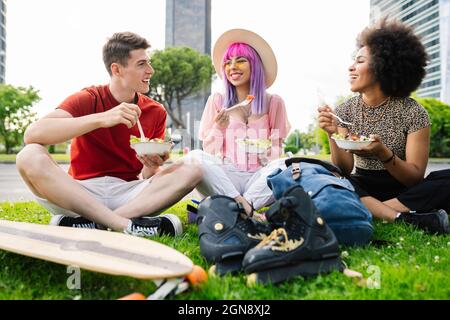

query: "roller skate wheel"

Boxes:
[208, 265, 217, 277]
[118, 292, 146, 300]
[247, 273, 258, 287]
[186, 265, 208, 286]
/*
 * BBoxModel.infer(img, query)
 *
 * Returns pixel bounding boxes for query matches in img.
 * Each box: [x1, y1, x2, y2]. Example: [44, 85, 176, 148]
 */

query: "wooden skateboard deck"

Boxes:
[0, 219, 193, 280]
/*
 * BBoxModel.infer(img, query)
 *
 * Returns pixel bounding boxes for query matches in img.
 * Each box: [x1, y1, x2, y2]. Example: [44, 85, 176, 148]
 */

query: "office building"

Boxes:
[370, 0, 450, 104]
[0, 0, 6, 83]
[165, 0, 212, 146]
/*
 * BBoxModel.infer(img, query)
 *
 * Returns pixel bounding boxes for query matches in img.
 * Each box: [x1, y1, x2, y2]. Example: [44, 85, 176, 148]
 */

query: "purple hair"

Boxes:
[222, 43, 266, 114]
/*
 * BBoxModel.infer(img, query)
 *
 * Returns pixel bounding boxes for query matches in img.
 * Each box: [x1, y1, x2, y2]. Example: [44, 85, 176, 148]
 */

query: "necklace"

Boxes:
[360, 95, 391, 124]
[362, 95, 390, 108]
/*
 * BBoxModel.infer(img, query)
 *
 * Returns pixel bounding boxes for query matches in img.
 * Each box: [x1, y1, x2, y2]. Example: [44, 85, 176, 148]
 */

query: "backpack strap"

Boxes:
[285, 157, 347, 179]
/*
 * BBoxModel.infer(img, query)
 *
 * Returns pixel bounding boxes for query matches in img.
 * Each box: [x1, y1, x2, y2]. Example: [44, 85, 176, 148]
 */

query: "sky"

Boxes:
[5, 0, 370, 132]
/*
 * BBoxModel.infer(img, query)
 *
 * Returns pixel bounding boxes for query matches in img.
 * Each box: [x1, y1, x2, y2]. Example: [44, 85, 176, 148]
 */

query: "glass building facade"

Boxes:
[0, 0, 6, 83]
[370, 0, 450, 104]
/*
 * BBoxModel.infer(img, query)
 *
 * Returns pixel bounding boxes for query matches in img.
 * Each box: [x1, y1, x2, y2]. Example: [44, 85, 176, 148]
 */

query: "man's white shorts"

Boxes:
[35, 176, 151, 217]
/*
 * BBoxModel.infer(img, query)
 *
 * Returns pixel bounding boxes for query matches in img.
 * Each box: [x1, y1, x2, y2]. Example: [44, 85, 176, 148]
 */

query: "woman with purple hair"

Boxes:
[187, 29, 290, 216]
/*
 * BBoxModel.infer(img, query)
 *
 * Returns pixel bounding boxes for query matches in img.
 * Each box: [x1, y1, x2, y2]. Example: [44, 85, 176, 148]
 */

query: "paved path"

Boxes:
[0, 164, 68, 202]
[1, 162, 449, 202]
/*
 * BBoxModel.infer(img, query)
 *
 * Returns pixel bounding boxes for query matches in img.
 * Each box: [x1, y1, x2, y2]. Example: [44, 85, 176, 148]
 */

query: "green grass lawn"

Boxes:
[1, 201, 449, 300]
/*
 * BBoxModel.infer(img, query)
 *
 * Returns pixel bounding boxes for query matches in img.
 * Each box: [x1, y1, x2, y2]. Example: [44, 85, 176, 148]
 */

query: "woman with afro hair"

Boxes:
[318, 18, 449, 235]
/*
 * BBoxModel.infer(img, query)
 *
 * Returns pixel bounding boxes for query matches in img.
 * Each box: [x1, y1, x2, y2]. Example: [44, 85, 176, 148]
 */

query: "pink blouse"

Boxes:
[198, 93, 291, 172]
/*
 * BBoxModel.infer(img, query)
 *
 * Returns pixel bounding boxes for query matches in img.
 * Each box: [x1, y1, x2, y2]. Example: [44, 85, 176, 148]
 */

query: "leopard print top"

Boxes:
[334, 95, 431, 171]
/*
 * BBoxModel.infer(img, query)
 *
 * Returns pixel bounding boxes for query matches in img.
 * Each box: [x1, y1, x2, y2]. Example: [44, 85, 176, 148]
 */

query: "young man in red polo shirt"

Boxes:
[16, 32, 202, 237]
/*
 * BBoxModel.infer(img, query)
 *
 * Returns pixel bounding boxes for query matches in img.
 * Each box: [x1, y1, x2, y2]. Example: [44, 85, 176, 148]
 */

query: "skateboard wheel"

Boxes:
[208, 265, 217, 277]
[118, 292, 146, 300]
[186, 265, 208, 286]
[246, 273, 258, 287]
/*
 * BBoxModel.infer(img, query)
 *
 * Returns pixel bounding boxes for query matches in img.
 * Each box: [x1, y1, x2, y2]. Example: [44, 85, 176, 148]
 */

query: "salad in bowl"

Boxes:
[130, 136, 173, 156]
[236, 138, 272, 154]
[331, 133, 374, 150]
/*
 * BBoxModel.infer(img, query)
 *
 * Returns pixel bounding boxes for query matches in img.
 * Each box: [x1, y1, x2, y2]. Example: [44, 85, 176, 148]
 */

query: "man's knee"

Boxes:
[188, 162, 203, 182]
[178, 161, 203, 186]
[183, 149, 218, 165]
[186, 149, 203, 158]
[16, 144, 53, 178]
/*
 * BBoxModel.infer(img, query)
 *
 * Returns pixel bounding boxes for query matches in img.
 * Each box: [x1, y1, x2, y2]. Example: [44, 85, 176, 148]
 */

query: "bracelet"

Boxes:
[381, 149, 395, 164]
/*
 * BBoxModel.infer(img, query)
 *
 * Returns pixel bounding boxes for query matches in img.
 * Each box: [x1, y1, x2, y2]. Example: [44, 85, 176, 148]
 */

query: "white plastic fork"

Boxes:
[136, 118, 146, 142]
[238, 95, 254, 107]
[224, 95, 254, 116]
[329, 112, 353, 126]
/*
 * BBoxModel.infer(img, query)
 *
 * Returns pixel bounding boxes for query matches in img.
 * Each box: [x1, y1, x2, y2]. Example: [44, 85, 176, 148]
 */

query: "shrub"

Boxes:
[284, 145, 299, 154]
[416, 97, 450, 158]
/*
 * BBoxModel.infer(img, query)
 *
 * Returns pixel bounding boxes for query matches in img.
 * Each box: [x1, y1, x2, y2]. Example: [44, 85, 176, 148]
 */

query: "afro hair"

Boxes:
[357, 17, 428, 98]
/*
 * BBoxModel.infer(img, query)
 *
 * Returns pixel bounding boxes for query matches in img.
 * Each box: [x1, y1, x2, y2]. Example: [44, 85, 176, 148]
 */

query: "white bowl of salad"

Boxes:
[130, 136, 172, 156]
[236, 138, 272, 154]
[331, 133, 374, 150]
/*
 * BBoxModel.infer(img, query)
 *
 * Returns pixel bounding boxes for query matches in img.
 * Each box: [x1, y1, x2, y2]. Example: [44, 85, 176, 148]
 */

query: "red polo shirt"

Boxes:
[58, 85, 166, 181]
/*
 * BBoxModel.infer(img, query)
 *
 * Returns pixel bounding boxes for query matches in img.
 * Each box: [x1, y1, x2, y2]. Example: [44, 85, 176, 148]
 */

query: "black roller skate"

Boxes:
[242, 185, 343, 285]
[197, 195, 273, 276]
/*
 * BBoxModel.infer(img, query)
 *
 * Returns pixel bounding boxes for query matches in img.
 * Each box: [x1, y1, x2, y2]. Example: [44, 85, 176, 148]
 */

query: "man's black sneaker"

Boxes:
[49, 215, 99, 229]
[124, 214, 183, 238]
[396, 209, 449, 235]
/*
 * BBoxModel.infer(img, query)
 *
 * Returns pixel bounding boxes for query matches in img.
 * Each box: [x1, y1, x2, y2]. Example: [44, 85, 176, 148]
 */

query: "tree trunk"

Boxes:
[4, 138, 12, 154]
[165, 106, 186, 129]
[176, 96, 184, 129]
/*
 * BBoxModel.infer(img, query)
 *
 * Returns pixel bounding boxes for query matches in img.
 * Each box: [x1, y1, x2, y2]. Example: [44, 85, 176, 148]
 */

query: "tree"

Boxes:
[284, 129, 315, 154]
[317, 126, 330, 154]
[0, 84, 40, 154]
[147, 47, 215, 129]
[415, 96, 450, 158]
